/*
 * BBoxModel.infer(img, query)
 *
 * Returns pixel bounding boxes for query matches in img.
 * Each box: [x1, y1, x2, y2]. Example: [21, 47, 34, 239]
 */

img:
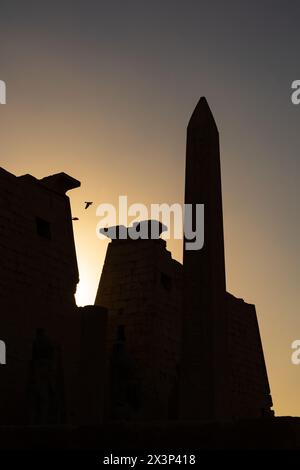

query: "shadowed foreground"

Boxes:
[0, 417, 300, 450]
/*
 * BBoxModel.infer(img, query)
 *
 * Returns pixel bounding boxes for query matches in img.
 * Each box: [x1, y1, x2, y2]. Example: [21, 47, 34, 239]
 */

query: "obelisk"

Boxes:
[180, 97, 229, 420]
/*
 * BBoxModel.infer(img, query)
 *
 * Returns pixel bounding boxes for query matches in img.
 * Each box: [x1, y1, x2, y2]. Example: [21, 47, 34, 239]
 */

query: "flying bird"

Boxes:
[72, 217, 79, 221]
[84, 201, 93, 210]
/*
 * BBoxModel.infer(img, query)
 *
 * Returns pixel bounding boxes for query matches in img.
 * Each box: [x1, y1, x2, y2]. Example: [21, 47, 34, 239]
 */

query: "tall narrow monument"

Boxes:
[180, 97, 273, 420]
[180, 97, 229, 419]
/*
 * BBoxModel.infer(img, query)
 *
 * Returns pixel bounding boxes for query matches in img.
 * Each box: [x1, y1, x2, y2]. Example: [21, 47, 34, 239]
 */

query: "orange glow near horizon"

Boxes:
[3, 114, 299, 419]
[1, 4, 299, 418]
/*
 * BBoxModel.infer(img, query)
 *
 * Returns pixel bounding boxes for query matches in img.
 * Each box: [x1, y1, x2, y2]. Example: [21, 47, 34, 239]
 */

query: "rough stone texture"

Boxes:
[95, 237, 182, 421]
[0, 168, 107, 425]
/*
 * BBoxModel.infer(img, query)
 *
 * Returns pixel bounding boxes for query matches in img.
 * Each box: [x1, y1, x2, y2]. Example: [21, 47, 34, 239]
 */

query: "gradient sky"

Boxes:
[0, 0, 299, 417]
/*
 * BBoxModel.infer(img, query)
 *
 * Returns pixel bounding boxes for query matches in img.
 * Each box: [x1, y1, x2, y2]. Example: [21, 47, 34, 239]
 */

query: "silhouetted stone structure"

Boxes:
[95, 98, 273, 422]
[0, 168, 107, 425]
[29, 328, 64, 425]
[226, 293, 272, 418]
[179, 97, 273, 419]
[95, 233, 182, 421]
[0, 96, 274, 448]
[180, 97, 229, 419]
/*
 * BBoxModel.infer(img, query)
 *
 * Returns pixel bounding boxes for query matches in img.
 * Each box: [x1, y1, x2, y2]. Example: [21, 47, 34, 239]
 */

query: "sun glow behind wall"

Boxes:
[0, 0, 299, 418]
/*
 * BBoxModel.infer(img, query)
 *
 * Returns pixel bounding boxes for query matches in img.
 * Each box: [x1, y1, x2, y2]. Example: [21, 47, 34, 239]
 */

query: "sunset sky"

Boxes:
[0, 0, 299, 417]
